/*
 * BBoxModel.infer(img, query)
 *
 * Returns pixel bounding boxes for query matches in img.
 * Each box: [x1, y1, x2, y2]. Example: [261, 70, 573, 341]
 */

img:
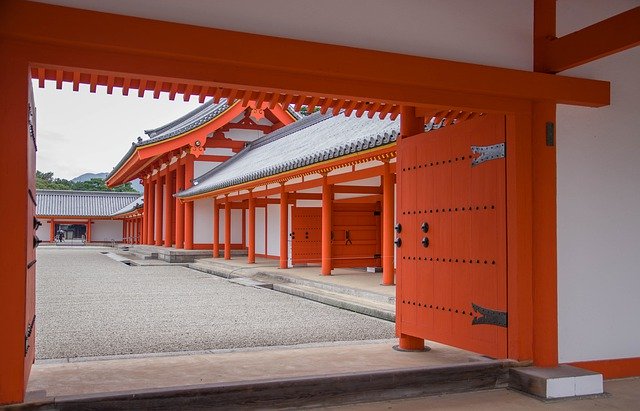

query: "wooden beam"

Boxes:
[2, 0, 609, 108]
[223, 162, 394, 202]
[332, 185, 382, 194]
[541, 6, 640, 73]
[334, 194, 382, 204]
[212, 87, 223, 104]
[168, 82, 178, 100]
[153, 80, 163, 99]
[195, 154, 233, 162]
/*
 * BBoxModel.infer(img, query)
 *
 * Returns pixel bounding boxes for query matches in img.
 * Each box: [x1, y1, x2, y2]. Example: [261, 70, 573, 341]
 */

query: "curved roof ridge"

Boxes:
[144, 99, 218, 137]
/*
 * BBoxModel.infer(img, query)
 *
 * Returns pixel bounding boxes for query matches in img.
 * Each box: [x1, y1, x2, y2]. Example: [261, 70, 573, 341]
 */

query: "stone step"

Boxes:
[509, 365, 603, 399]
[22, 360, 512, 410]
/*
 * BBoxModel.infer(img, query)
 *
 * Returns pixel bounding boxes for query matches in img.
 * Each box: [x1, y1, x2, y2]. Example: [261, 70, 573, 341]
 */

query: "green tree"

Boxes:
[35, 171, 137, 192]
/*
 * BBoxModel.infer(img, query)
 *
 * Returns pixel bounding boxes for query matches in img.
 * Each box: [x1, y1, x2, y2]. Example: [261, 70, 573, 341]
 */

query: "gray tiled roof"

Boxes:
[111, 196, 144, 217]
[36, 190, 141, 217]
[108, 99, 302, 181]
[177, 112, 400, 198]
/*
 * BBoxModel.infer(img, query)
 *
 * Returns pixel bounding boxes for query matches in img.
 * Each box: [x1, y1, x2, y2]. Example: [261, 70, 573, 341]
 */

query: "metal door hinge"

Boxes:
[471, 303, 507, 327]
[471, 143, 505, 166]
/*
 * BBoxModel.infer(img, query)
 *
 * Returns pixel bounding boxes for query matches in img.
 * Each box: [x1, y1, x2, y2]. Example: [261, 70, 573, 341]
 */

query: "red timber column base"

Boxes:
[394, 334, 430, 352]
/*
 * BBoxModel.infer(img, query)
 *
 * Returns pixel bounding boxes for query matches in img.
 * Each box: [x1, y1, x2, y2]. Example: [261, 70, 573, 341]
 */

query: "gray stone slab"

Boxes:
[510, 365, 603, 399]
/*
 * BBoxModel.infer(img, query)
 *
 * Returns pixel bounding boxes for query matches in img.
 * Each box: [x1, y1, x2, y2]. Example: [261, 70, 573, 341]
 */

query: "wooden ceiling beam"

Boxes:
[106, 75, 115, 95]
[254, 91, 267, 108]
[293, 95, 306, 112]
[122, 77, 131, 96]
[538, 6, 640, 73]
[168, 82, 178, 101]
[354, 101, 368, 118]
[241, 89, 253, 107]
[331, 99, 346, 116]
[307, 96, 320, 113]
[268, 92, 282, 109]
[183, 84, 194, 102]
[89, 73, 97, 93]
[367, 102, 382, 119]
[320, 97, 334, 114]
[344, 100, 359, 117]
[212, 87, 223, 104]
[198, 85, 210, 103]
[9, 1, 610, 110]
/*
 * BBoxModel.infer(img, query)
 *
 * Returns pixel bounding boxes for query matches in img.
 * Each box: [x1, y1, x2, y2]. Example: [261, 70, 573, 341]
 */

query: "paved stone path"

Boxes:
[35, 248, 394, 359]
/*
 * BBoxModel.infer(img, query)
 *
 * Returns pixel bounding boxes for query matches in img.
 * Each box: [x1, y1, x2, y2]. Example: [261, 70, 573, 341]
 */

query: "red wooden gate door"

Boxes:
[332, 203, 381, 268]
[396, 114, 507, 358]
[25, 83, 38, 384]
[291, 206, 322, 265]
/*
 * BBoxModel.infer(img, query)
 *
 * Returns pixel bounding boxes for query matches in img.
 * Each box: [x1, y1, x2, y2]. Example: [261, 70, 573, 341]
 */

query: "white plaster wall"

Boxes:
[556, 46, 640, 362]
[194, 161, 221, 179]
[255, 207, 266, 254]
[266, 204, 280, 256]
[213, 207, 243, 244]
[36, 220, 50, 241]
[194, 198, 213, 244]
[224, 129, 264, 141]
[297, 200, 322, 208]
[231, 209, 243, 244]
[92, 220, 123, 242]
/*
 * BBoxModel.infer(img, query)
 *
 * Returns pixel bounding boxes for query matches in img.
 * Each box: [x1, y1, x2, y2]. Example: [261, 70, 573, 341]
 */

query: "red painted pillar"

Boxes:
[248, 191, 256, 264]
[532, 102, 558, 366]
[141, 180, 147, 244]
[154, 174, 163, 246]
[126, 220, 130, 243]
[398, 106, 426, 351]
[86, 219, 92, 243]
[175, 162, 185, 249]
[321, 177, 332, 275]
[147, 178, 155, 245]
[163, 168, 173, 247]
[49, 219, 55, 242]
[382, 160, 395, 285]
[279, 184, 288, 269]
[224, 198, 231, 260]
[184, 158, 194, 250]
[213, 197, 220, 258]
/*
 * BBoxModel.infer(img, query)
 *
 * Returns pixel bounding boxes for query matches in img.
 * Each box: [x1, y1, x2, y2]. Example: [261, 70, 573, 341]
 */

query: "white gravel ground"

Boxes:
[35, 248, 394, 359]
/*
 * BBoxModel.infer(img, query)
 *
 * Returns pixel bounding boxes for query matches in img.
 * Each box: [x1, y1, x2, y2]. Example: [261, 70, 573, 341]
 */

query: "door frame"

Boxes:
[0, 1, 574, 404]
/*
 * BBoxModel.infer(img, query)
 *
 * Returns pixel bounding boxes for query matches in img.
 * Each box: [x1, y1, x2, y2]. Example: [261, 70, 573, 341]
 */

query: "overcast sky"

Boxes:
[33, 80, 202, 180]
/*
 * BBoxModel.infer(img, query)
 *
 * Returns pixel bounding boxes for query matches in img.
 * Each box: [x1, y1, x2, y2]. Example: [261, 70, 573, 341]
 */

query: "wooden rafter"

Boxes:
[537, 4, 640, 73]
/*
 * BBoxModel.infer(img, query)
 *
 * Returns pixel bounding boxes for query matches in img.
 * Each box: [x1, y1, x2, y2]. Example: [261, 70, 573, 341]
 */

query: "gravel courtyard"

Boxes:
[35, 248, 394, 359]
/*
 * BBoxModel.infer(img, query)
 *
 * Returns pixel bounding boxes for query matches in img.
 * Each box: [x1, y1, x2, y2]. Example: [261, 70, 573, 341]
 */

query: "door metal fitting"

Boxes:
[471, 143, 505, 166]
[471, 303, 507, 327]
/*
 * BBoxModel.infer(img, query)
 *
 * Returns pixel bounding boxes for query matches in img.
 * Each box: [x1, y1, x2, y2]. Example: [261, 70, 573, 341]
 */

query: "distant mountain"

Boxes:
[72, 172, 108, 183]
[72, 172, 143, 193]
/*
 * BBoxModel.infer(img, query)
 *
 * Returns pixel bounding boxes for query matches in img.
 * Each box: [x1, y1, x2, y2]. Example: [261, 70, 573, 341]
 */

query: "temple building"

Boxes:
[2, 1, 639, 404]
[106, 98, 424, 284]
[35, 190, 141, 244]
